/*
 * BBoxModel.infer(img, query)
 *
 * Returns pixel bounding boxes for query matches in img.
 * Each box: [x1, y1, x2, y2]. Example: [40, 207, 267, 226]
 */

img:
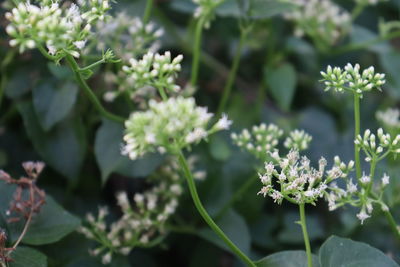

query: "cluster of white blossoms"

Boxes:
[5, 0, 110, 57]
[122, 96, 232, 160]
[192, 0, 224, 28]
[320, 63, 386, 97]
[283, 0, 351, 47]
[106, 52, 183, 102]
[376, 108, 400, 129]
[95, 13, 164, 61]
[355, 128, 400, 162]
[258, 149, 351, 205]
[79, 158, 189, 264]
[284, 129, 313, 151]
[231, 123, 312, 161]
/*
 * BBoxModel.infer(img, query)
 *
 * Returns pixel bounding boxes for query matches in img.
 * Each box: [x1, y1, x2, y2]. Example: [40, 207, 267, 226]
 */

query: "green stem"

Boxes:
[177, 150, 256, 267]
[79, 58, 106, 71]
[383, 209, 400, 242]
[191, 17, 206, 87]
[354, 94, 362, 182]
[216, 29, 247, 117]
[64, 55, 125, 123]
[143, 0, 154, 24]
[298, 204, 313, 267]
[0, 51, 16, 112]
[366, 158, 376, 195]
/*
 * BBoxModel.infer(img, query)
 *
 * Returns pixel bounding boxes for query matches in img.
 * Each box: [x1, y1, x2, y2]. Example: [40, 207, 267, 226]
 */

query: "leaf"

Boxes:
[94, 119, 164, 183]
[17, 100, 86, 181]
[9, 247, 47, 267]
[319, 236, 399, 267]
[47, 63, 73, 80]
[33, 79, 78, 131]
[264, 63, 297, 111]
[4, 68, 35, 99]
[0, 180, 81, 245]
[255, 251, 320, 267]
[215, 0, 241, 17]
[249, 0, 297, 19]
[198, 209, 251, 256]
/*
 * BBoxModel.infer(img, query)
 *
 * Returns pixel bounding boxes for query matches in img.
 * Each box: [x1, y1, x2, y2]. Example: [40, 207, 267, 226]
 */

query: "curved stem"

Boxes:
[382, 209, 400, 242]
[143, 0, 154, 24]
[354, 94, 361, 182]
[216, 29, 247, 117]
[298, 204, 312, 267]
[64, 55, 125, 123]
[12, 186, 34, 250]
[190, 17, 205, 87]
[177, 150, 256, 267]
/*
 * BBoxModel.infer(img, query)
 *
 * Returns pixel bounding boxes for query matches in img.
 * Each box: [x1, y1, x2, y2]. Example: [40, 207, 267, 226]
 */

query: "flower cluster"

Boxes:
[79, 158, 185, 264]
[122, 96, 232, 160]
[283, 0, 351, 47]
[376, 108, 400, 130]
[108, 52, 183, 102]
[95, 13, 163, 60]
[284, 129, 312, 151]
[192, 0, 224, 28]
[231, 123, 312, 161]
[5, 0, 110, 58]
[320, 63, 386, 97]
[355, 128, 400, 162]
[257, 149, 350, 205]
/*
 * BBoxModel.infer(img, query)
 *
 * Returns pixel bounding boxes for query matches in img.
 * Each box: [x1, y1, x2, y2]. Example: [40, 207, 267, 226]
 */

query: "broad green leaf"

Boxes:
[215, 0, 241, 17]
[9, 247, 47, 267]
[4, 68, 36, 99]
[255, 251, 320, 267]
[249, 0, 297, 19]
[47, 63, 73, 80]
[94, 119, 164, 183]
[198, 209, 251, 256]
[17, 100, 86, 181]
[33, 79, 78, 131]
[319, 236, 399, 267]
[380, 49, 400, 98]
[169, 0, 196, 13]
[0, 180, 81, 245]
[265, 63, 297, 111]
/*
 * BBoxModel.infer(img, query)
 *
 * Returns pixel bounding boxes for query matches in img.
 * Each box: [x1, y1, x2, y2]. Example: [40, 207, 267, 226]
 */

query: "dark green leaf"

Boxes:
[9, 247, 47, 267]
[4, 68, 35, 99]
[47, 63, 73, 80]
[94, 119, 164, 183]
[255, 251, 319, 267]
[265, 63, 297, 111]
[198, 209, 251, 256]
[319, 236, 399, 267]
[17, 100, 86, 181]
[33, 80, 78, 131]
[215, 0, 241, 17]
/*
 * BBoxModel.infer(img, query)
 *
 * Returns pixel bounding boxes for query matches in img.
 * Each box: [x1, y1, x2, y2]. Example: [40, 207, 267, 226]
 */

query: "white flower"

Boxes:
[360, 173, 371, 185]
[356, 210, 370, 224]
[214, 114, 232, 130]
[73, 40, 87, 50]
[381, 173, 390, 186]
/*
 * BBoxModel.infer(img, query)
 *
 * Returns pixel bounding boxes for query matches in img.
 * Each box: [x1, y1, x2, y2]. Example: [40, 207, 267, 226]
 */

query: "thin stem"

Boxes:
[79, 58, 106, 71]
[12, 186, 34, 250]
[298, 204, 313, 267]
[177, 150, 256, 267]
[354, 94, 362, 182]
[366, 158, 376, 195]
[64, 55, 125, 123]
[190, 17, 206, 87]
[216, 28, 248, 117]
[383, 209, 400, 241]
[0, 51, 16, 112]
[143, 0, 154, 24]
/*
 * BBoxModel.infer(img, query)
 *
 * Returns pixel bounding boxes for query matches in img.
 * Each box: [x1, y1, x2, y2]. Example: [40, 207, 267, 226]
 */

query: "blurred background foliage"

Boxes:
[1, 0, 400, 266]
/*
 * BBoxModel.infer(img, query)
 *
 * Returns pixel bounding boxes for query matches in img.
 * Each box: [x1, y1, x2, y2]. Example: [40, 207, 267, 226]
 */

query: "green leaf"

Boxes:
[17, 100, 86, 181]
[215, 0, 241, 17]
[0, 180, 81, 245]
[264, 63, 297, 111]
[94, 119, 164, 183]
[4, 68, 35, 99]
[255, 251, 320, 267]
[249, 0, 297, 19]
[9, 247, 47, 267]
[47, 63, 73, 80]
[319, 236, 399, 267]
[33, 79, 78, 131]
[198, 209, 251, 256]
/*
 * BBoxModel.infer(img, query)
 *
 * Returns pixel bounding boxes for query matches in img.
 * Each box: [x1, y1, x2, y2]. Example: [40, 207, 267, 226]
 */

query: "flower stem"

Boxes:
[216, 28, 247, 117]
[382, 209, 400, 242]
[354, 94, 361, 182]
[298, 204, 313, 267]
[65, 55, 125, 123]
[190, 17, 206, 87]
[177, 150, 256, 267]
[143, 0, 154, 24]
